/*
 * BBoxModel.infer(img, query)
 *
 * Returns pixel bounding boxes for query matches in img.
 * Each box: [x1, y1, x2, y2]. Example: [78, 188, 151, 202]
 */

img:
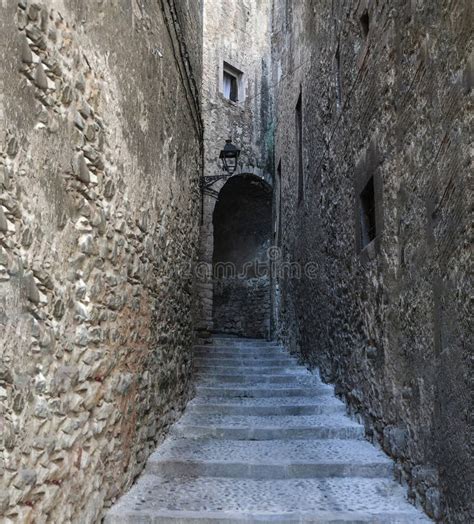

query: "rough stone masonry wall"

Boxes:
[273, 1, 472, 522]
[213, 276, 271, 338]
[0, 1, 202, 522]
[197, 0, 274, 336]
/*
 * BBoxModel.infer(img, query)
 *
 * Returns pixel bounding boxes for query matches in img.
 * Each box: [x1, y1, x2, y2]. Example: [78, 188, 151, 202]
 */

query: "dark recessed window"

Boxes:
[360, 10, 370, 38]
[295, 92, 303, 203]
[223, 63, 242, 102]
[276, 160, 282, 245]
[285, 0, 293, 28]
[359, 176, 376, 248]
[335, 44, 342, 110]
[223, 71, 238, 101]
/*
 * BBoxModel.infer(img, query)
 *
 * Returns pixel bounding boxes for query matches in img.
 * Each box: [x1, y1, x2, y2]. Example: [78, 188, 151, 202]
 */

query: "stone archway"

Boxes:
[211, 174, 272, 338]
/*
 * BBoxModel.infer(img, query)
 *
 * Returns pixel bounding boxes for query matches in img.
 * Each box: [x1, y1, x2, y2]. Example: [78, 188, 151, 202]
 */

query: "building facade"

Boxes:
[1, 0, 203, 521]
[272, 1, 472, 522]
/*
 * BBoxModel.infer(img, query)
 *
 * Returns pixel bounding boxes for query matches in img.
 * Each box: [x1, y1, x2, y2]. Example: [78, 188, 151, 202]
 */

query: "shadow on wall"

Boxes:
[212, 174, 272, 339]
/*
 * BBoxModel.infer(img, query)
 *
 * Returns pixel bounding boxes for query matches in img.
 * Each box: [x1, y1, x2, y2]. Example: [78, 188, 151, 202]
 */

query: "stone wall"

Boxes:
[197, 0, 274, 337]
[0, 1, 202, 522]
[213, 276, 271, 338]
[272, 0, 472, 522]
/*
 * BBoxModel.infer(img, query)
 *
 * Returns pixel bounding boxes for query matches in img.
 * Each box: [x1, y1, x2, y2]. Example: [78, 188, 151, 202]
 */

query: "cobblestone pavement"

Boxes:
[105, 337, 431, 523]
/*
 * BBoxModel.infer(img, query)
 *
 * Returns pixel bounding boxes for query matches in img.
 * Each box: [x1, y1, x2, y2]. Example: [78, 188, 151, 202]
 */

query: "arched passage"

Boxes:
[212, 174, 272, 338]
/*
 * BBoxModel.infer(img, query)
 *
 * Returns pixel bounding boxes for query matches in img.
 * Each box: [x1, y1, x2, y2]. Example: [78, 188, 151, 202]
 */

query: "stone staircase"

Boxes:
[105, 337, 430, 523]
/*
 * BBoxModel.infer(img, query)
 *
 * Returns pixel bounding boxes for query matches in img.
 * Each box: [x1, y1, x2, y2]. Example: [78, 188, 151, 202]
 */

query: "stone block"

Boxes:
[34, 63, 48, 90]
[0, 206, 8, 232]
[425, 487, 442, 520]
[383, 426, 408, 459]
[23, 272, 40, 304]
[13, 470, 37, 489]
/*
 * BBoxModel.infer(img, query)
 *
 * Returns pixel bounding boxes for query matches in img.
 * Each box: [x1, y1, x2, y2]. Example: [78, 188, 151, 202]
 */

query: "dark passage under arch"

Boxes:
[212, 175, 272, 338]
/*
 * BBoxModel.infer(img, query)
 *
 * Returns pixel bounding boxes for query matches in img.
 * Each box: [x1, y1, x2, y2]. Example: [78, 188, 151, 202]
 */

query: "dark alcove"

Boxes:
[212, 174, 272, 338]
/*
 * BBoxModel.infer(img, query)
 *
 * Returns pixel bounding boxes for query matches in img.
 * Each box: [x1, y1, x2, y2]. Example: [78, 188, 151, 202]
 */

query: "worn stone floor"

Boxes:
[105, 337, 431, 523]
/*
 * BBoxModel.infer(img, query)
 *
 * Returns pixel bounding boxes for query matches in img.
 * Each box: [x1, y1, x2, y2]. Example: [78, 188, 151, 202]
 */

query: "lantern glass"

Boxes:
[223, 156, 237, 174]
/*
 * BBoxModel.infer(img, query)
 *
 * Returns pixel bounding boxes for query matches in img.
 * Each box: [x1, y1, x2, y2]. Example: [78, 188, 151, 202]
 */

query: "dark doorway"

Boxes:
[212, 175, 272, 338]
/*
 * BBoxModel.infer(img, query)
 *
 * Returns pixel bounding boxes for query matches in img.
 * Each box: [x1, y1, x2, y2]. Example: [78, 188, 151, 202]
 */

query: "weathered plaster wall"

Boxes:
[197, 0, 274, 337]
[0, 1, 202, 522]
[273, 0, 472, 522]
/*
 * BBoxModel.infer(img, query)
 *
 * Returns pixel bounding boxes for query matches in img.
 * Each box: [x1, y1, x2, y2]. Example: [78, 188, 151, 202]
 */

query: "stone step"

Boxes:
[106, 336, 431, 523]
[194, 353, 290, 362]
[207, 343, 279, 350]
[187, 404, 345, 416]
[210, 337, 275, 346]
[193, 357, 298, 368]
[195, 344, 283, 351]
[195, 373, 321, 386]
[193, 349, 294, 360]
[195, 385, 330, 398]
[188, 395, 345, 416]
[195, 364, 298, 374]
[145, 438, 393, 479]
[194, 348, 286, 358]
[195, 340, 283, 348]
[105, 475, 430, 523]
[147, 459, 393, 479]
[171, 413, 365, 440]
[195, 367, 310, 377]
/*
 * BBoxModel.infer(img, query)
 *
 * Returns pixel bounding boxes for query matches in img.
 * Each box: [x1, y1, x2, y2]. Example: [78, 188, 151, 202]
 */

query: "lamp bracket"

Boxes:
[200, 172, 233, 193]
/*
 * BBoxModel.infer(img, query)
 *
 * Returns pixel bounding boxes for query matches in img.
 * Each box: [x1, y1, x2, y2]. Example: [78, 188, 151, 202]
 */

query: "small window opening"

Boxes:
[360, 176, 376, 248]
[335, 44, 342, 110]
[223, 71, 238, 101]
[276, 160, 282, 245]
[285, 0, 293, 28]
[360, 10, 370, 38]
[295, 92, 303, 204]
[223, 63, 242, 102]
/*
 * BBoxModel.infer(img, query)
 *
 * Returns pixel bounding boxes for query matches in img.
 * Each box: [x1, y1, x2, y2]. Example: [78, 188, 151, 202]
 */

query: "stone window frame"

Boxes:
[354, 142, 384, 261]
[219, 61, 245, 104]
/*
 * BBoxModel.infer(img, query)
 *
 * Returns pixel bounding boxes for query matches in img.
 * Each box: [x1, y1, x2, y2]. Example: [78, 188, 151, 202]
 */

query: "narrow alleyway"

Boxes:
[1, 1, 469, 521]
[105, 337, 429, 522]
